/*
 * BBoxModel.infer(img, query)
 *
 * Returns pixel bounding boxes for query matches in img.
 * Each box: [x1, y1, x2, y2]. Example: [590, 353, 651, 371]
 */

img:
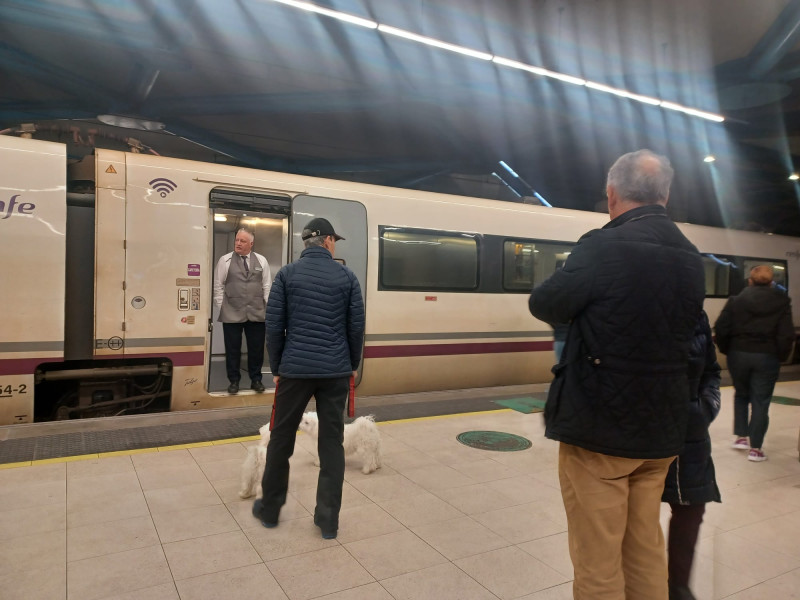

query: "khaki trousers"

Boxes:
[558, 442, 675, 600]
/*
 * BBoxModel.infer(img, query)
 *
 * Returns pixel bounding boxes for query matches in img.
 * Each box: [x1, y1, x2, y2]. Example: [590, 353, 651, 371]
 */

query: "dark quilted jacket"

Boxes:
[662, 312, 722, 505]
[529, 204, 705, 459]
[266, 246, 365, 378]
[714, 284, 794, 361]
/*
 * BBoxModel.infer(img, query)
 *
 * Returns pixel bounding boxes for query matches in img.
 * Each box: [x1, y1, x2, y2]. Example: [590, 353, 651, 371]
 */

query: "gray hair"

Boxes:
[607, 149, 674, 205]
[236, 227, 254, 241]
[304, 235, 326, 248]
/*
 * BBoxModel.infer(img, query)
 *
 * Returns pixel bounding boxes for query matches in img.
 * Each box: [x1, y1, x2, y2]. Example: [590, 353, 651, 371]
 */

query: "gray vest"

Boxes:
[219, 253, 266, 323]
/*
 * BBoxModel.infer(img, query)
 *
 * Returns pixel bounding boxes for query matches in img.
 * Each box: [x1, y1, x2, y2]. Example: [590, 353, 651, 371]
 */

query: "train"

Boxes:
[2, 134, 799, 425]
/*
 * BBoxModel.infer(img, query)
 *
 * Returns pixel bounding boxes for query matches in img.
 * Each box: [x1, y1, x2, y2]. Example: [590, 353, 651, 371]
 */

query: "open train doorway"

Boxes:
[208, 191, 289, 394]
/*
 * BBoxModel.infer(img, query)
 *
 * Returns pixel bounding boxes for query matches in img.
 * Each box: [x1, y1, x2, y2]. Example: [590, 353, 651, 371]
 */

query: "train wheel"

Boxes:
[52, 392, 78, 420]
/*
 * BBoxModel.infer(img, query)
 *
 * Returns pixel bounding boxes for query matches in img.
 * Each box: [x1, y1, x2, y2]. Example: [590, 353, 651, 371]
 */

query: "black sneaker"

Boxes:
[252, 500, 277, 529]
[227, 382, 239, 394]
[251, 380, 265, 393]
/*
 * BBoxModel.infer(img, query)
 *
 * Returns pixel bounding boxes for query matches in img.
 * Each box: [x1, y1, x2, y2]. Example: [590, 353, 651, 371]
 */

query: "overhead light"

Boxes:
[214, 214, 228, 222]
[498, 160, 520, 178]
[789, 173, 800, 181]
[263, 0, 726, 124]
[267, 0, 377, 28]
[97, 114, 165, 131]
[659, 102, 725, 123]
[703, 155, 716, 163]
[378, 25, 493, 60]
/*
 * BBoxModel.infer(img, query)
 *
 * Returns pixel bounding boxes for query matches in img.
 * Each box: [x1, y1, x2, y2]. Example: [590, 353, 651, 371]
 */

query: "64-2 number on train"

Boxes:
[0, 384, 28, 398]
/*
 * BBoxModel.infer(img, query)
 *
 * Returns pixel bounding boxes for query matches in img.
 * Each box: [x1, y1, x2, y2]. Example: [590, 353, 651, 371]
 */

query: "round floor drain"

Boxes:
[456, 431, 532, 452]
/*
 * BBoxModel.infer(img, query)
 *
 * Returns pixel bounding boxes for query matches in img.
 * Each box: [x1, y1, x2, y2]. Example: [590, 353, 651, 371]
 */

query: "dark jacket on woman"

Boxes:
[714, 284, 794, 361]
[662, 312, 722, 505]
[266, 246, 365, 378]
[529, 204, 705, 459]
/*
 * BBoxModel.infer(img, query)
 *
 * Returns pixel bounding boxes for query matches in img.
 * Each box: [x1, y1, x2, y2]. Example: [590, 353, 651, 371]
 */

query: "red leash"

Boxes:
[269, 379, 279, 431]
[348, 375, 355, 418]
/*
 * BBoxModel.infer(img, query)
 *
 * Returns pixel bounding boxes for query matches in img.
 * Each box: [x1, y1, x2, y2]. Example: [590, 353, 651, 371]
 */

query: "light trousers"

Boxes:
[559, 442, 675, 600]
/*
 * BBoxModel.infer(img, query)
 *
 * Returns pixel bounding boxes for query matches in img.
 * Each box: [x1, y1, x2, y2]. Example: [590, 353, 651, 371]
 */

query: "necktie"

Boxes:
[242, 255, 249, 274]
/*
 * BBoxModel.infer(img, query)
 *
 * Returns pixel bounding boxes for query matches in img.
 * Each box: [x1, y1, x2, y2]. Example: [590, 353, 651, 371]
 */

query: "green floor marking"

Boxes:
[456, 431, 532, 452]
[771, 396, 800, 406]
[494, 396, 546, 414]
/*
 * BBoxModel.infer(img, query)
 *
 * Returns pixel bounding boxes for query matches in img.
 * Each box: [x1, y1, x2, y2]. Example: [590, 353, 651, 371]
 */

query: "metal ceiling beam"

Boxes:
[745, 0, 800, 79]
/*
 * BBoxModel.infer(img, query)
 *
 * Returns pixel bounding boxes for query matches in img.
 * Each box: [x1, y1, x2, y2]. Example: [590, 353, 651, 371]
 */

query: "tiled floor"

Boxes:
[1, 383, 800, 600]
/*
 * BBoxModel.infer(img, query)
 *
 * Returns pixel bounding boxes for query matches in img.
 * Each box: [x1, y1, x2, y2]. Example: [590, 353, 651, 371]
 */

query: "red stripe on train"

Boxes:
[363, 340, 553, 358]
[0, 351, 205, 376]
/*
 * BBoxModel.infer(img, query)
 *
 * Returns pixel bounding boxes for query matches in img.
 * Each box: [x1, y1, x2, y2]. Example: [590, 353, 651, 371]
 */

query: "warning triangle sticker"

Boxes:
[105, 164, 117, 174]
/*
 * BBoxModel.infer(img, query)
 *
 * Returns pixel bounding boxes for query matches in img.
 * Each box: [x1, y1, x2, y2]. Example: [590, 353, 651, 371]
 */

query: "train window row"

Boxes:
[703, 254, 788, 297]
[378, 226, 789, 298]
[377, 226, 574, 293]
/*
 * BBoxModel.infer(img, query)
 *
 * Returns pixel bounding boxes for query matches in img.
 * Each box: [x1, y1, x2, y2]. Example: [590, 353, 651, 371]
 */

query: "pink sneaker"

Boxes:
[748, 448, 767, 462]
[731, 437, 749, 450]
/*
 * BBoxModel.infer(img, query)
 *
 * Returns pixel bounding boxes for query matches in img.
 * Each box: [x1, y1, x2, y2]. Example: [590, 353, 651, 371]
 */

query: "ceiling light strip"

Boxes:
[269, 0, 378, 28]
[378, 25, 493, 60]
[263, 0, 724, 123]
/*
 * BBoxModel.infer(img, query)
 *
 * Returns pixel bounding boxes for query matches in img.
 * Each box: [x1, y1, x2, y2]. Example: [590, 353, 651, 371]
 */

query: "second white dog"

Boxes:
[238, 423, 270, 499]
[299, 412, 382, 475]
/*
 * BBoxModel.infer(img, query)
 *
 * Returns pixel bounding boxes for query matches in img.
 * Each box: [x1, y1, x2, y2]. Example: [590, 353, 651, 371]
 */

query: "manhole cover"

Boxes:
[456, 431, 532, 452]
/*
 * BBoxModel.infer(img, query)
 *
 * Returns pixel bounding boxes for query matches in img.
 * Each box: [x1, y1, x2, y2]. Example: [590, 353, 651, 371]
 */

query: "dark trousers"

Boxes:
[222, 321, 265, 383]
[667, 503, 706, 588]
[258, 376, 348, 531]
[727, 350, 780, 449]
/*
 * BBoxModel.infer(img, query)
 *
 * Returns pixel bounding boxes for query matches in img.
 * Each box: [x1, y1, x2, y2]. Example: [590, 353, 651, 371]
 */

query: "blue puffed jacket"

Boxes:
[266, 246, 365, 378]
[662, 311, 722, 505]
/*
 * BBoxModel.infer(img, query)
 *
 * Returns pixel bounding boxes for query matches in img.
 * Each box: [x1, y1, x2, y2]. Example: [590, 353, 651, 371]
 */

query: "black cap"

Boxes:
[301, 217, 345, 241]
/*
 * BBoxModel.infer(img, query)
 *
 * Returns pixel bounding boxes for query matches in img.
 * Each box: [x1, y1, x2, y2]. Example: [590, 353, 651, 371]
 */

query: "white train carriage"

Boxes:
[1, 134, 799, 424]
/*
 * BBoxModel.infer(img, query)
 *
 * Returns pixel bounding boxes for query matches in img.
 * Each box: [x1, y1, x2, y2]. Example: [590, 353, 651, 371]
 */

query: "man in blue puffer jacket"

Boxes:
[253, 217, 365, 540]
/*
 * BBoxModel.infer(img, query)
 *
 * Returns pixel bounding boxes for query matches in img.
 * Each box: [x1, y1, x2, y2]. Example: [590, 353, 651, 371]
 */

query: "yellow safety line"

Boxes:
[0, 409, 514, 468]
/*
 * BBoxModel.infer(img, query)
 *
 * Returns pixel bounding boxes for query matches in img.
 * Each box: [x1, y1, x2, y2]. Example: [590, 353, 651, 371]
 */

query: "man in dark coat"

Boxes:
[529, 149, 705, 600]
[252, 217, 365, 540]
[714, 264, 794, 462]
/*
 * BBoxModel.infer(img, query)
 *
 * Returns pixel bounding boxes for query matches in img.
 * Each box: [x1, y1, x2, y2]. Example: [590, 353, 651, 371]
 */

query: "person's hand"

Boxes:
[273, 375, 280, 384]
[352, 371, 357, 378]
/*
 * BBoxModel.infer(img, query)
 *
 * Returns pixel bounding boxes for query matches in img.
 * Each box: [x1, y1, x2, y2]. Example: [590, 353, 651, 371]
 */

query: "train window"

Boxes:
[379, 226, 478, 291]
[702, 254, 734, 297]
[702, 254, 789, 297]
[502, 240, 574, 291]
[741, 258, 788, 290]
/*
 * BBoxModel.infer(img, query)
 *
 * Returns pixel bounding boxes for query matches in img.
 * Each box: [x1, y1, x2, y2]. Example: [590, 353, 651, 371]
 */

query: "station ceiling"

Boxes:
[4, 0, 800, 234]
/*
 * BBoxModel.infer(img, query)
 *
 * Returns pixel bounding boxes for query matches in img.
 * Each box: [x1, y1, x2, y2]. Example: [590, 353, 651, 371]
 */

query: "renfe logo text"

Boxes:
[0, 195, 35, 219]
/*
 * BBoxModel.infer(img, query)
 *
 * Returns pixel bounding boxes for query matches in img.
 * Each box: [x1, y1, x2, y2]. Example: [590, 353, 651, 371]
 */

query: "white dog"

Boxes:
[300, 412, 382, 475]
[238, 413, 383, 499]
[238, 423, 270, 499]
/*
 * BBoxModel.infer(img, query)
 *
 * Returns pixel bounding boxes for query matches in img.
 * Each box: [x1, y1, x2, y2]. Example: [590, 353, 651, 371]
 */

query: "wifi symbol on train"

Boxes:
[149, 178, 178, 198]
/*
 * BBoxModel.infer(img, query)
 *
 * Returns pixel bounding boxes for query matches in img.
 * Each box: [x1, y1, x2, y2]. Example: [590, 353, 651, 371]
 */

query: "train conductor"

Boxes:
[213, 227, 271, 394]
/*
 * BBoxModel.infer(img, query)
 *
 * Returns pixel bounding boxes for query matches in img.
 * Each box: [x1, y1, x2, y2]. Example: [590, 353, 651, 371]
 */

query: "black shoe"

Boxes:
[227, 382, 239, 394]
[314, 515, 337, 539]
[252, 500, 277, 529]
[669, 583, 697, 600]
[251, 380, 265, 393]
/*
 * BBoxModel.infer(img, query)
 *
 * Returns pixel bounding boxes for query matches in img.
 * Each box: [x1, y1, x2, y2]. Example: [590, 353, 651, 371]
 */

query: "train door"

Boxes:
[208, 190, 289, 393]
[291, 195, 368, 382]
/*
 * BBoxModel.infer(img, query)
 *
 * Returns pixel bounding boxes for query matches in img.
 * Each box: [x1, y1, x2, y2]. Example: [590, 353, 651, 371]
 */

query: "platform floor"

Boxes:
[1, 383, 800, 600]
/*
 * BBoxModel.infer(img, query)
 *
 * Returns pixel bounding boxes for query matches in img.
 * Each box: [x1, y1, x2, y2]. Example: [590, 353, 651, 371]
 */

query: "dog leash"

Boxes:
[348, 375, 355, 418]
